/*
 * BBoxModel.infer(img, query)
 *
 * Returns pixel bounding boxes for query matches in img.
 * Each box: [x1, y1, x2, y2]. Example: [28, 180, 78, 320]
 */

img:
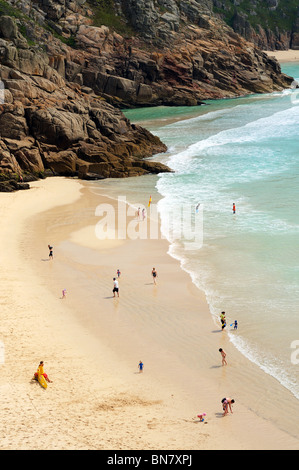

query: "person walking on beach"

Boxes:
[233, 203, 236, 214]
[116, 269, 121, 278]
[113, 278, 119, 297]
[48, 244, 53, 260]
[138, 361, 144, 373]
[152, 267, 157, 285]
[219, 348, 227, 366]
[62, 288, 67, 299]
[221, 397, 235, 416]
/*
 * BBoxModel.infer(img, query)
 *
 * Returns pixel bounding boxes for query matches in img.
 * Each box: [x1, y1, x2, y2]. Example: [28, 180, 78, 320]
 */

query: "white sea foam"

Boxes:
[121, 67, 299, 402]
[154, 80, 299, 401]
[166, 105, 299, 168]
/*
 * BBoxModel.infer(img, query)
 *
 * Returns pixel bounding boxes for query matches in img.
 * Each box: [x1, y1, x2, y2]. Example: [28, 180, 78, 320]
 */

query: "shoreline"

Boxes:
[264, 49, 299, 63]
[0, 176, 298, 450]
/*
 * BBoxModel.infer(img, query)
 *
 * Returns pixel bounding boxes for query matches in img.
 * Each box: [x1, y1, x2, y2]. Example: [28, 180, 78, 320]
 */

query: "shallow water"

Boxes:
[123, 64, 299, 401]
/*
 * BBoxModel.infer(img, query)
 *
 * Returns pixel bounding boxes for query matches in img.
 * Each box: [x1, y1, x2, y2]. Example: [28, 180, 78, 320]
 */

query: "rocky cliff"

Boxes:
[213, 0, 299, 50]
[0, 0, 294, 190]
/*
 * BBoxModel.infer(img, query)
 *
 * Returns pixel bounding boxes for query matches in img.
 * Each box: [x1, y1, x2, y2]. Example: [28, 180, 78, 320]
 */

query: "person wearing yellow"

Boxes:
[34, 361, 52, 383]
[220, 311, 226, 330]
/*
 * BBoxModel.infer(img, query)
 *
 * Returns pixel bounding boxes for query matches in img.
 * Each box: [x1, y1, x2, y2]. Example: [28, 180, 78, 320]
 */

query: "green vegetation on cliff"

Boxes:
[87, 0, 133, 36]
[214, 0, 298, 32]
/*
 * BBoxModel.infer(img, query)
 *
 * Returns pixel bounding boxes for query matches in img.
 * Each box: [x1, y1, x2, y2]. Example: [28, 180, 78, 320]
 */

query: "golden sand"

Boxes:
[0, 177, 298, 450]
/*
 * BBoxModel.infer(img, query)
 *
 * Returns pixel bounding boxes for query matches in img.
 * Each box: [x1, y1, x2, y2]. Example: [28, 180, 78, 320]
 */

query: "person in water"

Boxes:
[34, 361, 52, 383]
[233, 203, 236, 214]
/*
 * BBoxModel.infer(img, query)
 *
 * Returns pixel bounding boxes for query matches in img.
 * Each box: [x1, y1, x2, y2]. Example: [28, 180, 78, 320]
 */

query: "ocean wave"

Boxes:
[165, 104, 299, 167]
[163, 105, 241, 127]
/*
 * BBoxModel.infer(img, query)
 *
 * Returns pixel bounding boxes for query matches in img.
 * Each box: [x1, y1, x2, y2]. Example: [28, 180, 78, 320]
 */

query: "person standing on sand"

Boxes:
[138, 361, 144, 373]
[113, 277, 119, 297]
[222, 397, 235, 416]
[48, 244, 53, 260]
[220, 311, 226, 330]
[219, 348, 227, 366]
[152, 267, 157, 285]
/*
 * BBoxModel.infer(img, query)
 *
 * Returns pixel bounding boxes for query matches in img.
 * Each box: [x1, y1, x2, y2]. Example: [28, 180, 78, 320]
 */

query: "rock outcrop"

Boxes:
[65, 0, 292, 107]
[213, 0, 299, 51]
[0, 0, 295, 190]
[0, 14, 169, 190]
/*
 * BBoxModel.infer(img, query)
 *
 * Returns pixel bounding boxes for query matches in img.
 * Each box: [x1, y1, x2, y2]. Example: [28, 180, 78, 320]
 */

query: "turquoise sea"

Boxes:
[123, 63, 299, 401]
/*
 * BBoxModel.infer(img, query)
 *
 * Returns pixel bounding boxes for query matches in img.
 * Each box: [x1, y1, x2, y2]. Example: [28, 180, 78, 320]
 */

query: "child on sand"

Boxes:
[197, 413, 206, 422]
[219, 348, 227, 366]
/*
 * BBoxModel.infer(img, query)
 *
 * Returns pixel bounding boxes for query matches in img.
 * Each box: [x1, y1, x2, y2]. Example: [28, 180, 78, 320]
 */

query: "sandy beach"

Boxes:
[264, 49, 299, 63]
[0, 176, 298, 450]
